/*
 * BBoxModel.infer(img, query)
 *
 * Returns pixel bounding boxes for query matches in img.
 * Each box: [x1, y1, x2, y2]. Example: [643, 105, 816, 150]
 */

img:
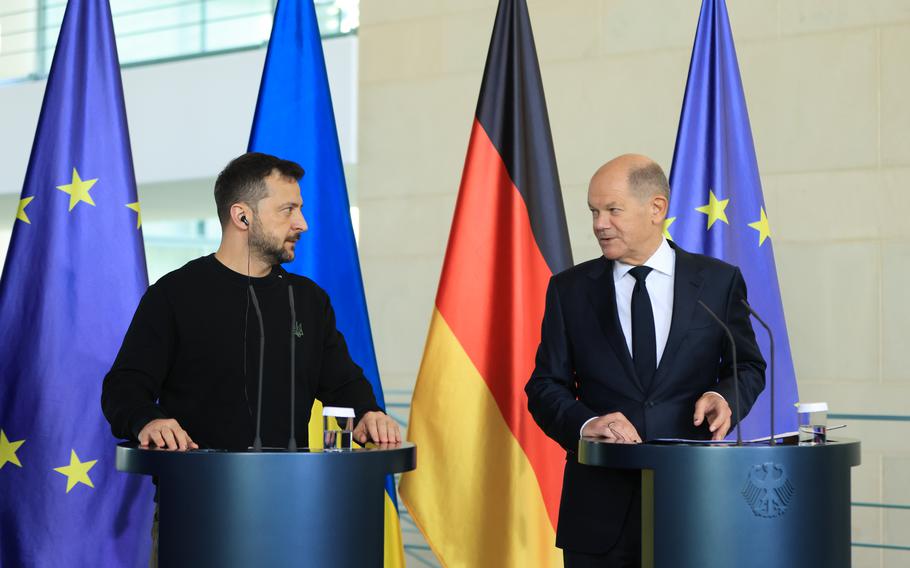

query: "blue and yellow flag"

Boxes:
[0, 0, 154, 565]
[667, 0, 799, 439]
[248, 1, 405, 566]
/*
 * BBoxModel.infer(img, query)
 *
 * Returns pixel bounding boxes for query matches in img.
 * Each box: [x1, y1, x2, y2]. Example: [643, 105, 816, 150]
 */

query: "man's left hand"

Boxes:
[693, 393, 732, 441]
[353, 411, 402, 444]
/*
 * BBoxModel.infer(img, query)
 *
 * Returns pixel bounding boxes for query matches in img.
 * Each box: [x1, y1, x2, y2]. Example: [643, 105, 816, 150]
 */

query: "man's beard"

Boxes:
[249, 219, 296, 266]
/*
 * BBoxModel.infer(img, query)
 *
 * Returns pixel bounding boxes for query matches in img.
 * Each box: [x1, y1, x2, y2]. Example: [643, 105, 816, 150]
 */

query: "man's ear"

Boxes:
[651, 194, 669, 222]
[230, 204, 250, 229]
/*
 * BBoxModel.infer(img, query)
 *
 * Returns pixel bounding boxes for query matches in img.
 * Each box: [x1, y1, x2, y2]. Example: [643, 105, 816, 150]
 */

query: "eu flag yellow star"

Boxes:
[125, 202, 142, 229]
[0, 430, 25, 469]
[748, 207, 771, 246]
[16, 196, 35, 224]
[53, 450, 97, 493]
[56, 168, 98, 212]
[663, 217, 676, 240]
[695, 190, 730, 230]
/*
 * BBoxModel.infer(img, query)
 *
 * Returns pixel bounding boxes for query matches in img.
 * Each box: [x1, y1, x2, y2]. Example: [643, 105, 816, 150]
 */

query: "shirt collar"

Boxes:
[613, 238, 676, 282]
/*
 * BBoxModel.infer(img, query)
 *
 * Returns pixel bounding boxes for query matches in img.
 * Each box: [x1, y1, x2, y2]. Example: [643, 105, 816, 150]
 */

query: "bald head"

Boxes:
[591, 154, 670, 203]
[587, 154, 670, 265]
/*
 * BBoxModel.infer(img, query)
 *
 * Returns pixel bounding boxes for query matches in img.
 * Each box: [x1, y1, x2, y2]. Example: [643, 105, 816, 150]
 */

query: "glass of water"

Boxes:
[797, 402, 828, 445]
[323, 406, 355, 451]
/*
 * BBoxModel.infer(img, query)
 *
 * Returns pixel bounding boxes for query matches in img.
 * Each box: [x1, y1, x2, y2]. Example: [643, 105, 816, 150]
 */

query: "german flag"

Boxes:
[399, 0, 572, 565]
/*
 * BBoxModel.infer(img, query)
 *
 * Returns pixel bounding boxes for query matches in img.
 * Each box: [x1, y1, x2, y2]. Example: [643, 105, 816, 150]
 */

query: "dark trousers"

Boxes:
[563, 491, 642, 567]
[149, 504, 158, 568]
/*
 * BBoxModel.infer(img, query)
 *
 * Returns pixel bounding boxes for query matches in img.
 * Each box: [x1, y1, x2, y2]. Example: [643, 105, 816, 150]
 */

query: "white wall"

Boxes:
[0, 34, 358, 195]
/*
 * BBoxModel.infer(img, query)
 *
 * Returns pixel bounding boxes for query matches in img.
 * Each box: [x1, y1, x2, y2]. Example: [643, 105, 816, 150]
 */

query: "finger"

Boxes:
[394, 422, 402, 443]
[708, 411, 726, 433]
[174, 430, 189, 451]
[352, 422, 367, 444]
[377, 420, 389, 443]
[625, 423, 642, 443]
[367, 418, 380, 444]
[138, 430, 150, 447]
[185, 433, 199, 450]
[161, 429, 178, 450]
[383, 419, 395, 443]
[713, 419, 731, 441]
[693, 397, 708, 426]
[150, 430, 166, 448]
[608, 424, 626, 443]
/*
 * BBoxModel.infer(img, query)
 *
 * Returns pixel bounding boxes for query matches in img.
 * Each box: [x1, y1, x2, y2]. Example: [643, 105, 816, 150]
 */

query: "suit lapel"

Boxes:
[586, 257, 643, 393]
[653, 243, 705, 387]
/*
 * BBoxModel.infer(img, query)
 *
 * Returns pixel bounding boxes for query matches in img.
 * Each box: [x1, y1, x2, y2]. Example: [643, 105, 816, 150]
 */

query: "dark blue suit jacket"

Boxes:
[525, 242, 765, 553]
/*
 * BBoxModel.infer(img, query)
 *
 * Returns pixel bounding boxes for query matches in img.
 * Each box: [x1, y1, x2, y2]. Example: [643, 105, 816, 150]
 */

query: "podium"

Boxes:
[578, 437, 860, 568]
[117, 442, 416, 567]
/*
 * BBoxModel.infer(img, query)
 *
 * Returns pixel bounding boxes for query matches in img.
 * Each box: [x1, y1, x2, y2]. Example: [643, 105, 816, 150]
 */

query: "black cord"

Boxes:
[242, 225, 252, 415]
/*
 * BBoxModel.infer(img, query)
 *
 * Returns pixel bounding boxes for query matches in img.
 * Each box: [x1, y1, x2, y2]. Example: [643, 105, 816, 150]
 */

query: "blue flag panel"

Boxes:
[248, 0, 398, 510]
[0, 0, 154, 566]
[668, 0, 799, 439]
[247, 0, 384, 410]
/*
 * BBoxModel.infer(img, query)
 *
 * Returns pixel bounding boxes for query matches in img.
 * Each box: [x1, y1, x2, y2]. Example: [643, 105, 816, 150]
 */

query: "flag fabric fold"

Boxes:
[399, 0, 572, 565]
[0, 0, 154, 565]
[667, 0, 799, 438]
[247, 1, 404, 566]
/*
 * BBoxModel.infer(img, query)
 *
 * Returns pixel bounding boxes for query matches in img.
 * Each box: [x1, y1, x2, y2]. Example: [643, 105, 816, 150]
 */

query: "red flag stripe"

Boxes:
[435, 119, 564, 528]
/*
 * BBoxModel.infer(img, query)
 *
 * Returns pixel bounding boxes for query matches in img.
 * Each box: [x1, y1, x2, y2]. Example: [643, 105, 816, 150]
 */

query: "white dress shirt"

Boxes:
[613, 237, 675, 364]
[579, 238, 724, 437]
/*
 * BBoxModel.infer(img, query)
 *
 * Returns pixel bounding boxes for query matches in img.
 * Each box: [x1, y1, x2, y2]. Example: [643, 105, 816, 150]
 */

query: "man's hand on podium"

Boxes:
[693, 392, 732, 441]
[139, 418, 199, 451]
[353, 411, 402, 445]
[582, 412, 642, 444]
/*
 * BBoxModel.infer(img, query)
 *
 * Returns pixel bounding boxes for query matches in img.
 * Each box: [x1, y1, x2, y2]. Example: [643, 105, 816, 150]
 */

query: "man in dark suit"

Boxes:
[526, 154, 765, 567]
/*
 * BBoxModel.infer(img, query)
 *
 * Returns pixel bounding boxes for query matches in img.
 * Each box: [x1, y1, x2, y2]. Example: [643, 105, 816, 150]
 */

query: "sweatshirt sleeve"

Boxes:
[101, 284, 174, 440]
[314, 293, 381, 419]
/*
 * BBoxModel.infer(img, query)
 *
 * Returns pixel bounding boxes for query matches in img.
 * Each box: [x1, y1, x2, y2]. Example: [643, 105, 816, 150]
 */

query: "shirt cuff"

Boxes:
[704, 391, 726, 402]
[579, 416, 599, 438]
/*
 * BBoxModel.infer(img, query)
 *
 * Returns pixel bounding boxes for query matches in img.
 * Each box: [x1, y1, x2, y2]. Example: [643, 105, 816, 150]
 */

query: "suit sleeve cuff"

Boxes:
[579, 416, 599, 438]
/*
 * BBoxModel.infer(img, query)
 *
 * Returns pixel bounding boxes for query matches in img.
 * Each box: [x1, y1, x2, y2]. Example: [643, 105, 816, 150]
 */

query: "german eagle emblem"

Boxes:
[742, 462, 794, 518]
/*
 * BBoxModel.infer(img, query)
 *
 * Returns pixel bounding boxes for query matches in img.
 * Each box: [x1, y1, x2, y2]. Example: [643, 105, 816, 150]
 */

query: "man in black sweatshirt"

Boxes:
[101, 152, 400, 451]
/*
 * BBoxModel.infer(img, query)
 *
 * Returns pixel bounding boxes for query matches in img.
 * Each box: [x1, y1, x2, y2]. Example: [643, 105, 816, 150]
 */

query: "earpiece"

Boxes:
[240, 214, 249, 226]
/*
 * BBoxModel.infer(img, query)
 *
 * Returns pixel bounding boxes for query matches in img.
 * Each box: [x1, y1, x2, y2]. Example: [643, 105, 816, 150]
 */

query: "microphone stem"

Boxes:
[741, 300, 775, 446]
[698, 300, 742, 445]
[288, 285, 297, 452]
[249, 285, 265, 452]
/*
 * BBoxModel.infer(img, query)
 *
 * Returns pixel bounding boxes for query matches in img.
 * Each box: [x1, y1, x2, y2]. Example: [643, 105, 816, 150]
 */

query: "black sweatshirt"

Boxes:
[101, 255, 380, 451]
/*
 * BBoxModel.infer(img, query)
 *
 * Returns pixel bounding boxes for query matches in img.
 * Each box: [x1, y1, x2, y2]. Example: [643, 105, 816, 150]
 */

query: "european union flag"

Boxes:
[667, 0, 799, 439]
[0, 0, 154, 565]
[248, 0, 405, 565]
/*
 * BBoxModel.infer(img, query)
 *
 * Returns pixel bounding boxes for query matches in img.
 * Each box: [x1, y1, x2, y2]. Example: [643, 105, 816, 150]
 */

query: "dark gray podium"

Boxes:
[117, 442, 416, 568]
[578, 437, 860, 568]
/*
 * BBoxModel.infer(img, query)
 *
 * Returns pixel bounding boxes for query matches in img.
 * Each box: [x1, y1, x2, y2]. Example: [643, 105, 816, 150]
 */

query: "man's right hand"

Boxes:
[138, 418, 198, 451]
[582, 412, 642, 444]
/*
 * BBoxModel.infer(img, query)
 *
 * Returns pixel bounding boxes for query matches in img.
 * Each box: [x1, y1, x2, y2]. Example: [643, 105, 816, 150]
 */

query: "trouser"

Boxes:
[149, 503, 159, 568]
[563, 491, 642, 567]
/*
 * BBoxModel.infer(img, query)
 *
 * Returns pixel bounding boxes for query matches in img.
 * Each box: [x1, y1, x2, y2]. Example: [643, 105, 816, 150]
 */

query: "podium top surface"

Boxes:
[116, 441, 416, 476]
[578, 437, 861, 470]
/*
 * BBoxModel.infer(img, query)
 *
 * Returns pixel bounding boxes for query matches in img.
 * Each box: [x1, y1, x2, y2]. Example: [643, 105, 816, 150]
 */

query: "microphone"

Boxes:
[287, 285, 297, 452]
[697, 300, 742, 445]
[248, 286, 266, 452]
[741, 299, 775, 446]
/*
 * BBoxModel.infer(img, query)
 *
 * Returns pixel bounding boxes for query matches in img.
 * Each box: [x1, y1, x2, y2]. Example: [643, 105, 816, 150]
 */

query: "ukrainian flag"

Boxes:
[248, 1, 405, 566]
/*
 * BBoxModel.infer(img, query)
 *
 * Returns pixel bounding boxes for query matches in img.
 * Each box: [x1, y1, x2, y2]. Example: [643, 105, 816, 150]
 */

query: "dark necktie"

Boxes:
[629, 266, 656, 391]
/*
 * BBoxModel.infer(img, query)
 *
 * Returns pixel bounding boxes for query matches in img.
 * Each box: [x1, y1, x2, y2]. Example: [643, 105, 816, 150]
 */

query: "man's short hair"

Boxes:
[628, 162, 671, 202]
[214, 152, 305, 225]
